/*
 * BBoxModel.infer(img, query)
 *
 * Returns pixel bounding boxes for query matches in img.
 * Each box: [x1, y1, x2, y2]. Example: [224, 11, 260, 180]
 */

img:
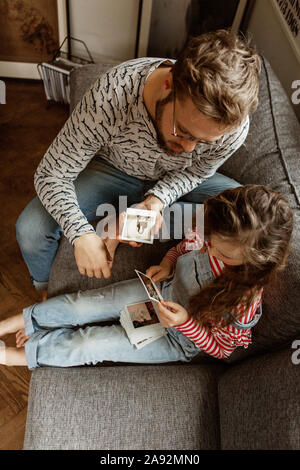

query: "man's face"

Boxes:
[153, 91, 228, 156]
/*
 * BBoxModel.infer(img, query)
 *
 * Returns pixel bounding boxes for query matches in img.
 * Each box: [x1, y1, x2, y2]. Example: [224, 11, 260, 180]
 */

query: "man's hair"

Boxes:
[172, 29, 261, 127]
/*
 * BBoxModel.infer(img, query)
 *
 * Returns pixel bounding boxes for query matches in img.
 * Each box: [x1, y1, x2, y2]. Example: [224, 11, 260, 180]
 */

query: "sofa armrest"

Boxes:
[218, 341, 300, 449]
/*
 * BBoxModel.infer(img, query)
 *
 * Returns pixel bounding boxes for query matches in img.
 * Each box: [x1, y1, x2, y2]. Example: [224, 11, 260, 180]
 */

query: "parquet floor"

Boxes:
[0, 78, 69, 449]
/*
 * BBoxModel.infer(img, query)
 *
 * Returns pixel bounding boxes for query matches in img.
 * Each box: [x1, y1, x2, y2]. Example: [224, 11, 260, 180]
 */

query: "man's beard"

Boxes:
[153, 93, 181, 157]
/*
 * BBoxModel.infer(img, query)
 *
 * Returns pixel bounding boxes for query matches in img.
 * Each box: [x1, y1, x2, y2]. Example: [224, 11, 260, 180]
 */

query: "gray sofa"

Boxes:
[23, 56, 300, 450]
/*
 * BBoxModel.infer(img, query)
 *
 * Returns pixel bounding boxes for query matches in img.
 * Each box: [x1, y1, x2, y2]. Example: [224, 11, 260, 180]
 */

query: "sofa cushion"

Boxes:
[218, 345, 300, 449]
[48, 56, 300, 363]
[23, 364, 227, 450]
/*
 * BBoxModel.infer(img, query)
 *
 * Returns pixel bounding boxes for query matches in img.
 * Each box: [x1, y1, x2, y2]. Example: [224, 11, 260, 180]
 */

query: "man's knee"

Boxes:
[16, 209, 38, 253]
[181, 173, 241, 204]
[15, 198, 59, 253]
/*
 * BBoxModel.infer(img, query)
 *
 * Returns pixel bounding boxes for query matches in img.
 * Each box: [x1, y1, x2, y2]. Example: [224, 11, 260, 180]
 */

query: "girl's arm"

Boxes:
[231, 289, 263, 324]
[175, 293, 263, 359]
[157, 301, 237, 359]
[146, 232, 204, 282]
[162, 231, 204, 266]
[158, 294, 263, 359]
[158, 300, 236, 359]
[175, 318, 237, 359]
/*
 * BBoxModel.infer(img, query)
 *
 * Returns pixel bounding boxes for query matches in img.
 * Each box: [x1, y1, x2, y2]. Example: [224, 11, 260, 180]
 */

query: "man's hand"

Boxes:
[116, 194, 164, 248]
[138, 194, 164, 235]
[73, 232, 112, 279]
[146, 259, 174, 282]
[156, 300, 190, 328]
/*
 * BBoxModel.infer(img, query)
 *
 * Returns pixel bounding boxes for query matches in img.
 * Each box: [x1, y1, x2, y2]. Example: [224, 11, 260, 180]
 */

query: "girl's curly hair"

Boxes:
[189, 185, 294, 328]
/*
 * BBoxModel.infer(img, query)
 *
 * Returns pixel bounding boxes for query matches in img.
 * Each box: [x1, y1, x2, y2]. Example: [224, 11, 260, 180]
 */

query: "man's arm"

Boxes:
[144, 117, 249, 207]
[34, 70, 118, 245]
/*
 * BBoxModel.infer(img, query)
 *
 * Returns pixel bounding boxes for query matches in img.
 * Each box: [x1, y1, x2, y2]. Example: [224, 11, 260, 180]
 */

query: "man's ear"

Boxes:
[162, 71, 173, 92]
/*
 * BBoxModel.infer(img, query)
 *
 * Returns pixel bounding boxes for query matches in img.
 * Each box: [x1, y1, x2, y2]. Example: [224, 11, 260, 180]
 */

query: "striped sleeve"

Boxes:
[232, 289, 263, 324]
[34, 71, 119, 245]
[176, 318, 237, 359]
[175, 295, 261, 359]
[163, 231, 204, 265]
[163, 240, 191, 264]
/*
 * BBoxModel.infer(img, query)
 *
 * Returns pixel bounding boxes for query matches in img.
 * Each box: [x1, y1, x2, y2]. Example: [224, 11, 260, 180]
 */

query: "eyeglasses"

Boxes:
[171, 85, 226, 151]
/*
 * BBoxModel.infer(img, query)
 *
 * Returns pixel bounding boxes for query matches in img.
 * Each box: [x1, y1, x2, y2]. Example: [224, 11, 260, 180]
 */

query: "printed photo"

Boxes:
[135, 270, 163, 303]
[127, 301, 158, 328]
[121, 208, 156, 244]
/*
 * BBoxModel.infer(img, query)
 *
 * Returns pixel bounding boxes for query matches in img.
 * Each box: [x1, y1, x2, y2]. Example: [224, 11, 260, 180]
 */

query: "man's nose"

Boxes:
[179, 139, 197, 153]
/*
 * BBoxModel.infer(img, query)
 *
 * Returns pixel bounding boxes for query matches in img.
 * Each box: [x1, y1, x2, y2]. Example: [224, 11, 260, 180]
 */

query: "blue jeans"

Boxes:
[23, 278, 200, 370]
[16, 155, 240, 290]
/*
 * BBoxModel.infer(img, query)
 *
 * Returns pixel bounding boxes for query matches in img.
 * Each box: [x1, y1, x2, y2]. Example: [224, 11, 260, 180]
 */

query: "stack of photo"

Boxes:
[120, 269, 166, 349]
[38, 57, 83, 104]
[120, 300, 167, 349]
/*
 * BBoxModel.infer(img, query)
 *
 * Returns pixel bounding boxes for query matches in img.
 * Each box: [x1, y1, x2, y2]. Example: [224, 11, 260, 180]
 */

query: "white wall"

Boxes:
[247, 0, 300, 121]
[69, 0, 140, 64]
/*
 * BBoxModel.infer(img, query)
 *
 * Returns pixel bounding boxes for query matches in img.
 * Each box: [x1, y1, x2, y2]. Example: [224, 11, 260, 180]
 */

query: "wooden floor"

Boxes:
[0, 79, 69, 449]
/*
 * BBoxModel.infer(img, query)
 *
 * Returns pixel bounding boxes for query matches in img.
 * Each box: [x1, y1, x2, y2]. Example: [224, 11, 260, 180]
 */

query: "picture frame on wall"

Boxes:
[0, 0, 68, 79]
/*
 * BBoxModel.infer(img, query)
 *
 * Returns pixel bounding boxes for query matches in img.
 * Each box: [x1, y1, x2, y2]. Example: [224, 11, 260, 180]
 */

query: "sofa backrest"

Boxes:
[70, 63, 114, 113]
[221, 55, 300, 362]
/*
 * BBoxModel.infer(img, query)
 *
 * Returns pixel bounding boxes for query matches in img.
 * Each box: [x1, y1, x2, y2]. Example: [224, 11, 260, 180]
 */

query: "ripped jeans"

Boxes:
[23, 278, 201, 370]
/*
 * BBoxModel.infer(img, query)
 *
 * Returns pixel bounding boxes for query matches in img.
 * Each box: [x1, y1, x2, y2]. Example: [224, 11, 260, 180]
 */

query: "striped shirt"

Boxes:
[164, 237, 263, 359]
[34, 57, 249, 245]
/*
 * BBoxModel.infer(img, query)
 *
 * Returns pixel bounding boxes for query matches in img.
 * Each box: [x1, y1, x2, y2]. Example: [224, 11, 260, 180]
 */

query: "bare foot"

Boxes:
[0, 313, 25, 338]
[0, 340, 5, 364]
[2, 346, 27, 366]
[16, 329, 30, 348]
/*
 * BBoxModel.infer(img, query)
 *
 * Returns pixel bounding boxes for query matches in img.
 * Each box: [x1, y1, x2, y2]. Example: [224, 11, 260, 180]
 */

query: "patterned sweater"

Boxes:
[34, 57, 249, 245]
[166, 238, 263, 359]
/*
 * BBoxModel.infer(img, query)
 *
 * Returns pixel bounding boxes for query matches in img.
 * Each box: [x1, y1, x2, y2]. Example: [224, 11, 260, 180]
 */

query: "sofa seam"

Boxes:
[261, 55, 300, 207]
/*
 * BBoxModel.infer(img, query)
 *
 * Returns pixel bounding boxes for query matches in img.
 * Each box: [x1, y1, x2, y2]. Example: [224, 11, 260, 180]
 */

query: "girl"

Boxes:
[0, 185, 293, 368]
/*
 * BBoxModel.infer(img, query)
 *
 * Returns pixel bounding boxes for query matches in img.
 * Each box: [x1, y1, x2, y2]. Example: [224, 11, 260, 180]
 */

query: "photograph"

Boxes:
[121, 208, 156, 244]
[0, 0, 299, 452]
[127, 301, 158, 328]
[135, 270, 163, 303]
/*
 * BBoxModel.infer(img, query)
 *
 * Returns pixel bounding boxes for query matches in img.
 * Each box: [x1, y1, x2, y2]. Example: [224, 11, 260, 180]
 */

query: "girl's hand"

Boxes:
[146, 260, 173, 282]
[156, 300, 190, 328]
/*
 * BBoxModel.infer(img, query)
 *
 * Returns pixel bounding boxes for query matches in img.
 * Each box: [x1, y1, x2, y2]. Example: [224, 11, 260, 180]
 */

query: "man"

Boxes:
[16, 29, 261, 298]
